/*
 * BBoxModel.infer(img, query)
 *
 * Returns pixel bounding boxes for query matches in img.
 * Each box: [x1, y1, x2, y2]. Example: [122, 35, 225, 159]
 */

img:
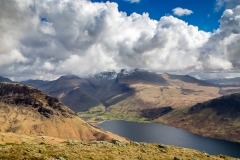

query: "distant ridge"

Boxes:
[21, 79, 56, 91]
[205, 77, 240, 86]
[0, 76, 12, 82]
[166, 73, 217, 86]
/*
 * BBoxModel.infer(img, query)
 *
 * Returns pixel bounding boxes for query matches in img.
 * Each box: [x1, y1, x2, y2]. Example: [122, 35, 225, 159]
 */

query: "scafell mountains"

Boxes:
[20, 69, 239, 112]
[2, 69, 240, 142]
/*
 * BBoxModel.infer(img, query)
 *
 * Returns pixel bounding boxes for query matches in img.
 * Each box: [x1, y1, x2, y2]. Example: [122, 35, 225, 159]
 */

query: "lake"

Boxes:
[98, 120, 240, 158]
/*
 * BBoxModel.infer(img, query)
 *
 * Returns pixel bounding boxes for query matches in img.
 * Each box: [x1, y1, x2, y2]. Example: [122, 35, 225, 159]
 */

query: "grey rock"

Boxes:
[130, 141, 140, 146]
[53, 156, 66, 160]
[158, 144, 167, 149]
[174, 156, 183, 160]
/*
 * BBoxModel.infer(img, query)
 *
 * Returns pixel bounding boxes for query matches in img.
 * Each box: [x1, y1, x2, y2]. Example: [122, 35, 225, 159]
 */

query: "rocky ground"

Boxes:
[0, 140, 237, 160]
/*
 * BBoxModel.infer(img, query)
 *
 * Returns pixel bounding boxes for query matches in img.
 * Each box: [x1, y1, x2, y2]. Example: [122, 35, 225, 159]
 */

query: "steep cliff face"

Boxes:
[0, 82, 76, 119]
[0, 82, 114, 141]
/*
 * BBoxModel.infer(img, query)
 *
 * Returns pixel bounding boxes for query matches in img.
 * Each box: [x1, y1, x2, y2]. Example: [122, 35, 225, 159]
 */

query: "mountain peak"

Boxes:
[117, 68, 149, 78]
[59, 75, 81, 80]
[94, 70, 117, 80]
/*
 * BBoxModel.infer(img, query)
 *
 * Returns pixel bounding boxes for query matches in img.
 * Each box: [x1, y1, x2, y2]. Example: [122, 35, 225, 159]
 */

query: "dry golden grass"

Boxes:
[0, 102, 113, 141]
[0, 140, 236, 160]
[0, 130, 128, 145]
[0, 132, 66, 145]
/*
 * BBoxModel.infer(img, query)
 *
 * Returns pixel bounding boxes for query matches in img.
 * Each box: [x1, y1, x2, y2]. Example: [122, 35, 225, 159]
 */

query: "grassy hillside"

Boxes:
[155, 93, 240, 143]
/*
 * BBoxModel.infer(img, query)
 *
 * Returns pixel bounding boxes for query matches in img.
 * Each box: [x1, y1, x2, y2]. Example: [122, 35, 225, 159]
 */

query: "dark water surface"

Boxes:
[98, 120, 240, 158]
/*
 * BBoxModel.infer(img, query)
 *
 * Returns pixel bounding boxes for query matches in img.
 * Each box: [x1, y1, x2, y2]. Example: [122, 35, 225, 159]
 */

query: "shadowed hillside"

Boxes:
[189, 93, 240, 117]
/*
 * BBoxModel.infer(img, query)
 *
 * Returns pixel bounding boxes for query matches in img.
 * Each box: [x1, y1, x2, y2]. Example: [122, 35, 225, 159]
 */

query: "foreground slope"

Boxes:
[155, 93, 240, 143]
[0, 141, 236, 160]
[0, 82, 120, 141]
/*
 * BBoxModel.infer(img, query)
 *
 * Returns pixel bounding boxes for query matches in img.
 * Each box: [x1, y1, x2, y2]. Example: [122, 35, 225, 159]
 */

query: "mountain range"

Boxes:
[205, 77, 240, 86]
[2, 69, 240, 142]
[20, 69, 240, 115]
[20, 69, 220, 113]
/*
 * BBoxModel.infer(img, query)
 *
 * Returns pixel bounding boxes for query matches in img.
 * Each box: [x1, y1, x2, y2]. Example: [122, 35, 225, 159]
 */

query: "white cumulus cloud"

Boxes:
[215, 0, 240, 11]
[172, 7, 193, 16]
[199, 5, 240, 70]
[0, 0, 239, 80]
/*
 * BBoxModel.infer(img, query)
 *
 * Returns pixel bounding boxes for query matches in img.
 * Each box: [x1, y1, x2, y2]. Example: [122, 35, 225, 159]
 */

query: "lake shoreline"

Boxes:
[98, 120, 240, 158]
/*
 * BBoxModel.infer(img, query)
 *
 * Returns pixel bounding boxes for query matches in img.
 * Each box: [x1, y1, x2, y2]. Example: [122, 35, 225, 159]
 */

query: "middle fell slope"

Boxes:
[0, 82, 120, 142]
[155, 93, 240, 142]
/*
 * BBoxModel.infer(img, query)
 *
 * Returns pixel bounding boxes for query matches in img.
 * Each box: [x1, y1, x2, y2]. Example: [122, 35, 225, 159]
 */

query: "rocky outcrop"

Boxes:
[94, 70, 117, 80]
[0, 82, 76, 118]
[116, 69, 168, 85]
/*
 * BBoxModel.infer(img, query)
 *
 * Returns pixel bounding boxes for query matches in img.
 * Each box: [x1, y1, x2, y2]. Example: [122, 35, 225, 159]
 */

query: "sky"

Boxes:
[0, 0, 240, 81]
[92, 0, 223, 32]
